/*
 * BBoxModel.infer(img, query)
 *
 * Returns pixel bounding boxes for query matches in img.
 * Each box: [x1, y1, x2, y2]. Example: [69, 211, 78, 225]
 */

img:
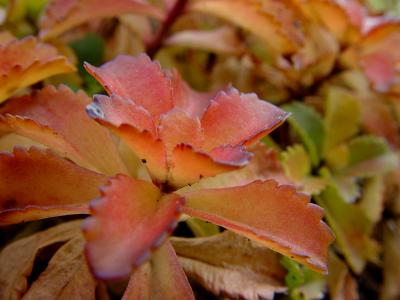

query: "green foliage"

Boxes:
[282, 102, 324, 166]
[69, 33, 105, 94]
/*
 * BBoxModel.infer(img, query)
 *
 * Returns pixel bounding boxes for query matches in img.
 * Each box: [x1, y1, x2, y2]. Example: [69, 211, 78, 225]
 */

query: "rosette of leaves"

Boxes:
[0, 54, 333, 299]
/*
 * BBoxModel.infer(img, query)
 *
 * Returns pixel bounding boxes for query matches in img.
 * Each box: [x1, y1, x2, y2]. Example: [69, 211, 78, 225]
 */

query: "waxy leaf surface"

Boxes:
[0, 85, 126, 175]
[83, 175, 184, 280]
[180, 180, 334, 273]
[0, 147, 107, 225]
[86, 54, 288, 186]
[200, 90, 289, 150]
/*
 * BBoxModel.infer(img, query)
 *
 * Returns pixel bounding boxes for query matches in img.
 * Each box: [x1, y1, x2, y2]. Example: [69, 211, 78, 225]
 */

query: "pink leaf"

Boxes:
[83, 175, 184, 279]
[181, 180, 334, 273]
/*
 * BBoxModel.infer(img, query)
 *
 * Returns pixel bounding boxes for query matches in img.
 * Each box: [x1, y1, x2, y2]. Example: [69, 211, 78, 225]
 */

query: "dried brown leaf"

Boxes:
[0, 221, 81, 300]
[171, 231, 286, 300]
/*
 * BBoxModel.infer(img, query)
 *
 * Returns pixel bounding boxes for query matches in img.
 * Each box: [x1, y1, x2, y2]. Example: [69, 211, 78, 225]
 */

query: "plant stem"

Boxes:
[146, 0, 188, 58]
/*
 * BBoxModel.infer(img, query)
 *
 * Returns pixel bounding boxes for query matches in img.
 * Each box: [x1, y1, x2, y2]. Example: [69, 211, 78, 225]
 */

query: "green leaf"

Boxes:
[281, 144, 310, 182]
[323, 87, 360, 153]
[343, 152, 397, 178]
[26, 0, 48, 20]
[347, 135, 389, 166]
[281, 257, 305, 289]
[281, 257, 325, 300]
[186, 218, 220, 237]
[282, 102, 324, 166]
[69, 33, 105, 94]
[316, 179, 377, 274]
[281, 144, 327, 195]
[359, 176, 385, 224]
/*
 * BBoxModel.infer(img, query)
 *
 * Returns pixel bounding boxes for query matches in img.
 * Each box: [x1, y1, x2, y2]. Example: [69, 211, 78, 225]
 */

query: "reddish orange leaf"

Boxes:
[39, 0, 163, 40]
[0, 37, 74, 102]
[83, 175, 184, 279]
[0, 147, 107, 225]
[0, 85, 126, 175]
[91, 94, 155, 135]
[158, 109, 203, 154]
[201, 88, 289, 150]
[181, 180, 334, 273]
[86, 55, 288, 186]
[169, 144, 251, 187]
[85, 54, 173, 118]
[123, 242, 194, 300]
[94, 121, 169, 182]
[170, 70, 216, 117]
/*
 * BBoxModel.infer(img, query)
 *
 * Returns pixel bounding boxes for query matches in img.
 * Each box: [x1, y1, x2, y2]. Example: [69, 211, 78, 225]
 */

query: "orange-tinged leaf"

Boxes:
[91, 94, 155, 135]
[299, 0, 362, 44]
[83, 175, 184, 280]
[0, 147, 107, 225]
[181, 180, 334, 273]
[0, 37, 74, 102]
[86, 55, 288, 183]
[164, 27, 243, 54]
[177, 143, 290, 192]
[0, 220, 81, 300]
[170, 70, 216, 117]
[168, 144, 251, 188]
[342, 22, 400, 92]
[96, 122, 168, 182]
[158, 109, 203, 154]
[85, 54, 173, 118]
[0, 85, 126, 175]
[189, 0, 304, 54]
[201, 89, 289, 151]
[22, 236, 96, 300]
[123, 241, 194, 300]
[39, 0, 163, 40]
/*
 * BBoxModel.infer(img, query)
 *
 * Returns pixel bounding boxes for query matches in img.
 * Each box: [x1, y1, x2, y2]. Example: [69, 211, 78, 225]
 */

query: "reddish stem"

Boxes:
[146, 0, 188, 58]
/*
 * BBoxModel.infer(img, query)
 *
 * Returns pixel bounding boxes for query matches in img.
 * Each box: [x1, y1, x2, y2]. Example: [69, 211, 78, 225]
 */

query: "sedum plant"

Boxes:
[0, 53, 333, 299]
[0, 0, 399, 299]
